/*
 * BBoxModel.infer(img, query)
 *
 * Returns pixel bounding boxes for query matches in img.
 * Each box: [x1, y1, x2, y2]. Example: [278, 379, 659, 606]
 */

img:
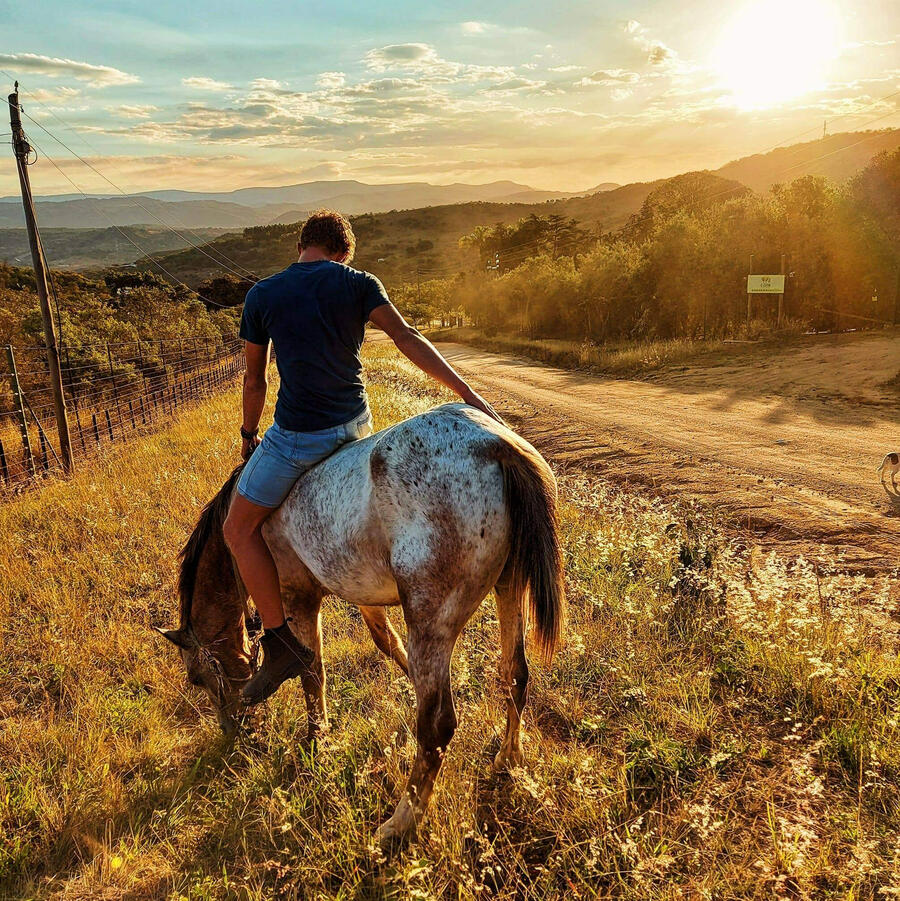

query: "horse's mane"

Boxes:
[178, 464, 245, 627]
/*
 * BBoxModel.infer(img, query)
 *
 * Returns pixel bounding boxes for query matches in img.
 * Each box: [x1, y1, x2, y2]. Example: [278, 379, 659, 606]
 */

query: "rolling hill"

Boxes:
[713, 128, 899, 191]
[144, 174, 749, 290]
[5, 128, 895, 276]
[0, 179, 572, 230]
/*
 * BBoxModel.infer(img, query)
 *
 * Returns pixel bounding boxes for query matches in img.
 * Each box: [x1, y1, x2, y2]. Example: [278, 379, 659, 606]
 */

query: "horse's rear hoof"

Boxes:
[375, 823, 411, 855]
[375, 806, 417, 854]
[493, 747, 524, 771]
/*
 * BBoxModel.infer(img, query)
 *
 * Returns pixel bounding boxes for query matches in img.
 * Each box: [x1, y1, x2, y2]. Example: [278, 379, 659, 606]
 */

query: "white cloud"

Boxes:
[579, 69, 641, 86]
[624, 20, 680, 71]
[182, 76, 233, 91]
[27, 86, 81, 104]
[365, 43, 437, 70]
[363, 42, 514, 83]
[0, 52, 138, 87]
[316, 71, 345, 89]
[107, 104, 158, 119]
[484, 77, 550, 95]
[251, 78, 285, 91]
[461, 21, 490, 34]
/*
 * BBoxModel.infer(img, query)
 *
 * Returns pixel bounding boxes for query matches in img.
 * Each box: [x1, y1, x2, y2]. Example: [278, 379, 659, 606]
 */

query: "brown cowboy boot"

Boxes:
[242, 622, 315, 705]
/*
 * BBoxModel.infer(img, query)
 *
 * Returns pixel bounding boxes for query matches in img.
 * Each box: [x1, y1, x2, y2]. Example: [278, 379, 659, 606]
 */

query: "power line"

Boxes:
[18, 107, 261, 284]
[0, 76, 261, 284]
[25, 134, 241, 310]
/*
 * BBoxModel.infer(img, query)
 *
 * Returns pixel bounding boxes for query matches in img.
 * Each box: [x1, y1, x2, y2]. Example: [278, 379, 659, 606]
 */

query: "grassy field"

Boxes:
[1, 342, 898, 899]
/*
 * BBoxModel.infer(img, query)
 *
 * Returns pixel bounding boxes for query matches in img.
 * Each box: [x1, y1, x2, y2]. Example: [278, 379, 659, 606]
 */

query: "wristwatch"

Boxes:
[240, 425, 259, 441]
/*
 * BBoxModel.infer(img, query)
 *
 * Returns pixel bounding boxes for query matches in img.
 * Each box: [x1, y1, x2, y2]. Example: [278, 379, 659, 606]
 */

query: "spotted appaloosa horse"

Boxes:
[157, 402, 565, 847]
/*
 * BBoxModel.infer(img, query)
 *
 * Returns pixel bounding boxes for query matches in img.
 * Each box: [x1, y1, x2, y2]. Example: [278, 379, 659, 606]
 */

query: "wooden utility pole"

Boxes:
[7, 83, 74, 474]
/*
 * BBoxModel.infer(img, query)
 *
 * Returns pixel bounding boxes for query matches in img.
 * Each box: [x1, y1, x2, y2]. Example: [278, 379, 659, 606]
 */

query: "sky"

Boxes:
[0, 0, 897, 195]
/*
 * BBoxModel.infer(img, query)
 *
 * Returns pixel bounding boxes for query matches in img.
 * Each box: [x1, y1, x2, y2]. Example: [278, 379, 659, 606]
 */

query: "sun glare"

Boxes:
[712, 0, 841, 109]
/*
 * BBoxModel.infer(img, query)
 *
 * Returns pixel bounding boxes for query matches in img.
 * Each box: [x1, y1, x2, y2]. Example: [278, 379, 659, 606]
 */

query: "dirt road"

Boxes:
[436, 335, 900, 575]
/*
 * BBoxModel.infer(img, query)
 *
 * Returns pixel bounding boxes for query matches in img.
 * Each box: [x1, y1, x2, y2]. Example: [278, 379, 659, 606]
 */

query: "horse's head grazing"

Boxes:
[156, 621, 253, 737]
[157, 467, 255, 736]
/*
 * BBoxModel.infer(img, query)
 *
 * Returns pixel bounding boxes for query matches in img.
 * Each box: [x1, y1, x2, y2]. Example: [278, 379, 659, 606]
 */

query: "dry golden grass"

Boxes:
[1, 342, 898, 899]
[423, 327, 730, 378]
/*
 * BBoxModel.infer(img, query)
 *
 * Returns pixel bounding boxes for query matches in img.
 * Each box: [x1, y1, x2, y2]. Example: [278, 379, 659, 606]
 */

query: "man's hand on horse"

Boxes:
[461, 388, 504, 426]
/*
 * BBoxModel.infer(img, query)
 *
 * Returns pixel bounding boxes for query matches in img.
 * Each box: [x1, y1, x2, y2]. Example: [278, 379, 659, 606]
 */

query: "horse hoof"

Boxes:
[375, 822, 411, 854]
[376, 804, 417, 853]
[493, 748, 524, 771]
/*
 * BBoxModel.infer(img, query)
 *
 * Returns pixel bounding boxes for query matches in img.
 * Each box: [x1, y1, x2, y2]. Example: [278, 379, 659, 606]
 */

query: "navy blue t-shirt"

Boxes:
[239, 260, 390, 432]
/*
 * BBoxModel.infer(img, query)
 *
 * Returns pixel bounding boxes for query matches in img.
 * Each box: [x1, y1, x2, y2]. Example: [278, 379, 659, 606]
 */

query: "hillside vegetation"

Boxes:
[0, 227, 231, 269]
[1, 343, 898, 899]
[0, 265, 240, 420]
[144, 145, 900, 348]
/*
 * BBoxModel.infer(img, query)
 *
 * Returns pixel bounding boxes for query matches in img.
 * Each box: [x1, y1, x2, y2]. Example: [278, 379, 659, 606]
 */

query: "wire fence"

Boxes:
[0, 334, 244, 494]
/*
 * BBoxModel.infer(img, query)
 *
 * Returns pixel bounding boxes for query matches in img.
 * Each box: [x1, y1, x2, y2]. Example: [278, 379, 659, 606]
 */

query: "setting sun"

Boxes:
[713, 0, 842, 109]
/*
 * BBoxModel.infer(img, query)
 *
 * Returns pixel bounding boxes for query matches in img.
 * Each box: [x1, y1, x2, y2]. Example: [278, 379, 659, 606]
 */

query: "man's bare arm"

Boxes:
[368, 303, 503, 424]
[241, 340, 270, 459]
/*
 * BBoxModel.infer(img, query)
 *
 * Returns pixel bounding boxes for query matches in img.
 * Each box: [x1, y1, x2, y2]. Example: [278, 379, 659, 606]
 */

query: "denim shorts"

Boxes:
[236, 408, 373, 508]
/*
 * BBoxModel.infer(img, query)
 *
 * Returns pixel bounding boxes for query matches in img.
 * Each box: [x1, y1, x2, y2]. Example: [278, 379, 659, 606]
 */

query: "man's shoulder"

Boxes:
[245, 266, 295, 302]
[332, 262, 377, 282]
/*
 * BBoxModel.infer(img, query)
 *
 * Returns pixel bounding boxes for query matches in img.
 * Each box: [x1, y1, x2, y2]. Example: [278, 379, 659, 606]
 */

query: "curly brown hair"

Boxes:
[298, 209, 356, 260]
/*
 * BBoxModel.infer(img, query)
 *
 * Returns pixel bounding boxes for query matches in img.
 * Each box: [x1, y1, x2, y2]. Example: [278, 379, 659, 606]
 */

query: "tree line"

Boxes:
[439, 149, 899, 342]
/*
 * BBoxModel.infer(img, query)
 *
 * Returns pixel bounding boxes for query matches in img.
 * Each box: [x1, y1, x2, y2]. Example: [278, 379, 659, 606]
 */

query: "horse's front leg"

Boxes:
[376, 621, 456, 849]
[283, 590, 327, 741]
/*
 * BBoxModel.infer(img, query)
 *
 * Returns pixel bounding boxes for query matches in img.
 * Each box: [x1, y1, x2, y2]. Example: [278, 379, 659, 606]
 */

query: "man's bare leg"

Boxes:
[223, 494, 314, 704]
[223, 494, 285, 628]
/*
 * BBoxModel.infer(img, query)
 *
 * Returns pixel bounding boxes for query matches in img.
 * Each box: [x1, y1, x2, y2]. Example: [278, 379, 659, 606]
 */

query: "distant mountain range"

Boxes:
[0, 180, 582, 229]
[0, 128, 895, 232]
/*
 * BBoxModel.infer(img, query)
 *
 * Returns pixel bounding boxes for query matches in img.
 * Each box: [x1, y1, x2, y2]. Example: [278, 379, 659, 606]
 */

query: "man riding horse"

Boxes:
[222, 209, 501, 705]
[159, 209, 565, 846]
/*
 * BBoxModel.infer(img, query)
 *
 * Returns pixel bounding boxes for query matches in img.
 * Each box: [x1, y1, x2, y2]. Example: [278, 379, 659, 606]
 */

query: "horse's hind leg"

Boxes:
[359, 606, 410, 676]
[376, 615, 458, 848]
[283, 590, 327, 741]
[494, 578, 528, 770]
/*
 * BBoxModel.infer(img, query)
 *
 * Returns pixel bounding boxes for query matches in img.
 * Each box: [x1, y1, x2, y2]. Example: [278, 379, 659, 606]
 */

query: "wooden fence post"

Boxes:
[107, 342, 123, 432]
[0, 437, 7, 485]
[5, 345, 36, 478]
[38, 428, 49, 472]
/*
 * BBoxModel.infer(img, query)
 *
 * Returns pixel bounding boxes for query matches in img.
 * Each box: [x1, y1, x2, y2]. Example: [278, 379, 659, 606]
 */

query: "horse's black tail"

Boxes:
[177, 464, 244, 626]
[493, 431, 566, 661]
